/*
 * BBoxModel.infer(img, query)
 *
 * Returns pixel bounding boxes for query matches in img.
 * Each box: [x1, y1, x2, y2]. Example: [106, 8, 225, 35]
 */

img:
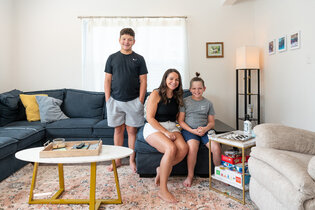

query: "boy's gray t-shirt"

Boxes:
[180, 96, 215, 129]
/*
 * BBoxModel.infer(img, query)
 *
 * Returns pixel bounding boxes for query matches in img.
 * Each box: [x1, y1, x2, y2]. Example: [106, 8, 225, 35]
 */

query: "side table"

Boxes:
[209, 131, 256, 204]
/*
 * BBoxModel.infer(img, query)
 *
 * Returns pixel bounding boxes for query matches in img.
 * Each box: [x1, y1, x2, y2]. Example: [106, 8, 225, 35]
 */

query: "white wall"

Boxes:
[2, 0, 314, 130]
[0, 0, 13, 92]
[254, 0, 315, 131]
[7, 0, 255, 128]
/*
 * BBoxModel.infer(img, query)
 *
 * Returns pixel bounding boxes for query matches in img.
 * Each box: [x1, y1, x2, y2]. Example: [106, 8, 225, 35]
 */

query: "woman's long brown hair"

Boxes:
[158, 68, 183, 107]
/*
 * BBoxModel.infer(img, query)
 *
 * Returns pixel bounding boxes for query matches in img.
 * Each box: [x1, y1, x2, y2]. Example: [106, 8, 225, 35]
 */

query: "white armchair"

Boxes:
[248, 123, 315, 210]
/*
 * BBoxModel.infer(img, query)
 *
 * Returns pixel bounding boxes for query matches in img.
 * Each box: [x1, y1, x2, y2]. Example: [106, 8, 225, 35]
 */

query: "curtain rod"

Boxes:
[78, 16, 187, 19]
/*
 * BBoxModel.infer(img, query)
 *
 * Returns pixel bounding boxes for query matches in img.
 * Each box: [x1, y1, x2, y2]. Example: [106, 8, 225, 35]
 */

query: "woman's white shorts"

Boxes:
[143, 121, 180, 139]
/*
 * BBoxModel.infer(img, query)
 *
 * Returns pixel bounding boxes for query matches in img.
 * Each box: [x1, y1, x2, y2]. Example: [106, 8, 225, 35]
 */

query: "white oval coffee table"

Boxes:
[15, 145, 133, 210]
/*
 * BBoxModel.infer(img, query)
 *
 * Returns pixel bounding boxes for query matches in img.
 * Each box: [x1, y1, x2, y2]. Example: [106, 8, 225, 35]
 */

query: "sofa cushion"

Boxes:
[249, 157, 311, 210]
[0, 89, 23, 126]
[0, 137, 18, 159]
[135, 126, 159, 153]
[249, 178, 292, 210]
[0, 89, 22, 109]
[36, 96, 69, 123]
[250, 147, 315, 195]
[24, 89, 65, 101]
[19, 94, 48, 121]
[135, 137, 159, 153]
[63, 89, 104, 119]
[45, 118, 100, 138]
[4, 120, 44, 128]
[92, 119, 115, 137]
[254, 123, 315, 155]
[308, 156, 315, 181]
[0, 126, 45, 150]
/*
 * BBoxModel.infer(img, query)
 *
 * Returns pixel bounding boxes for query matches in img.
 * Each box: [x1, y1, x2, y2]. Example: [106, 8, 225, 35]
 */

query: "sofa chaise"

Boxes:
[248, 123, 315, 210]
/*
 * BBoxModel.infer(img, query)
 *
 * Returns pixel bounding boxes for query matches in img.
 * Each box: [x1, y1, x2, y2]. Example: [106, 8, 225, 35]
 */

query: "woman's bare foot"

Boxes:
[129, 159, 137, 173]
[158, 190, 178, 203]
[155, 167, 160, 186]
[107, 160, 122, 172]
[183, 176, 193, 187]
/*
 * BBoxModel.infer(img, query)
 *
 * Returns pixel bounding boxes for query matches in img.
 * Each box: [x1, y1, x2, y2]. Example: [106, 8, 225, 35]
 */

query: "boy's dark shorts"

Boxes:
[181, 129, 209, 145]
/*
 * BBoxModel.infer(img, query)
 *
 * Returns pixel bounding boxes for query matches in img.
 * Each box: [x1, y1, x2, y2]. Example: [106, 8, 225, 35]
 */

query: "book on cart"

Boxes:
[221, 161, 249, 173]
[221, 154, 250, 165]
[213, 166, 250, 190]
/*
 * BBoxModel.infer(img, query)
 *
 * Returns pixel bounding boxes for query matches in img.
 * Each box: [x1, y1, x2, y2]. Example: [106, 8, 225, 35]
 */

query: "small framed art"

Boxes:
[289, 31, 300, 50]
[206, 42, 224, 58]
[268, 39, 275, 55]
[278, 36, 287, 52]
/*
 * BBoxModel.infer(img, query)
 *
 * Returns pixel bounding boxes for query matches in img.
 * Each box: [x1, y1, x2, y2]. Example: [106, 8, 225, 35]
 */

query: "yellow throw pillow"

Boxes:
[20, 94, 48, 121]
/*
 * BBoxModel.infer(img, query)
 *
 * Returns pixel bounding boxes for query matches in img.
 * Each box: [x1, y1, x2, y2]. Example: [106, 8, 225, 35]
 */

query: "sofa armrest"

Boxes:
[308, 156, 315, 180]
[253, 123, 315, 155]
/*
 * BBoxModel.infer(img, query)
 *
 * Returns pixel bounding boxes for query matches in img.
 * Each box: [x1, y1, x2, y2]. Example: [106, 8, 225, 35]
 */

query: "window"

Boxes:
[81, 17, 189, 92]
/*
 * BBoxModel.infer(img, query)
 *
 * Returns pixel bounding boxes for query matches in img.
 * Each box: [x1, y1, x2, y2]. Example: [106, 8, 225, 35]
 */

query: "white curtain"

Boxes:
[82, 17, 189, 92]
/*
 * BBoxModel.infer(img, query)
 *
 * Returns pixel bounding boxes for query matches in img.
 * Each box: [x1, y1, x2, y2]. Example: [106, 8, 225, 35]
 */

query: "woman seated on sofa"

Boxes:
[144, 68, 188, 203]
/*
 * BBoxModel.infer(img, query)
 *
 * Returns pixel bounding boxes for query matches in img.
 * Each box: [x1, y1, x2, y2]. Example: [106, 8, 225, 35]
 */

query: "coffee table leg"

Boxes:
[29, 162, 39, 203]
[58, 164, 65, 189]
[112, 160, 122, 203]
[89, 162, 97, 210]
[50, 164, 65, 199]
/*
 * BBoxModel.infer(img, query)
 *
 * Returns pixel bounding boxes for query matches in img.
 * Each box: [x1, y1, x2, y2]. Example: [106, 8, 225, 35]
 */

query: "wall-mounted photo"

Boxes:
[278, 36, 287, 52]
[289, 31, 300, 50]
[206, 42, 224, 58]
[268, 39, 275, 55]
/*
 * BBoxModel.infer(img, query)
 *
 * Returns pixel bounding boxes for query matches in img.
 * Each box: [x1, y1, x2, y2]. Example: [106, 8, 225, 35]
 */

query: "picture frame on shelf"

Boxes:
[289, 31, 301, 50]
[268, 39, 276, 55]
[278, 35, 287, 52]
[206, 42, 224, 58]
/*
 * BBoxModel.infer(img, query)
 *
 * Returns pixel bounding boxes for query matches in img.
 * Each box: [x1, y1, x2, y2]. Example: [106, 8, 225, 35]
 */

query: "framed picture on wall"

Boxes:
[206, 42, 224, 58]
[268, 39, 275, 55]
[278, 36, 287, 52]
[289, 31, 301, 50]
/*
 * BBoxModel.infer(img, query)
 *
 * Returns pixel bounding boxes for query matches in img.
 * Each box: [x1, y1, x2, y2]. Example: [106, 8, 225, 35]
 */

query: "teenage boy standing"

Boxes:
[104, 28, 148, 173]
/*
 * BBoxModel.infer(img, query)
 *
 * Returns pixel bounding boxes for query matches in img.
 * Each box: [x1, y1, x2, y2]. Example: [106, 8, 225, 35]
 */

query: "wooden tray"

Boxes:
[40, 140, 102, 158]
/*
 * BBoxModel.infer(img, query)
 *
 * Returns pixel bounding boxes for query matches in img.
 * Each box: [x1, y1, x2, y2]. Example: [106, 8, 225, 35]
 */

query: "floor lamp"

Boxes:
[235, 46, 260, 130]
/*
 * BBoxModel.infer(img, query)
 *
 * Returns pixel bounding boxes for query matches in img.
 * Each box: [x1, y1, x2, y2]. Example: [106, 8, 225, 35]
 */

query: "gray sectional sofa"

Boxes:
[0, 88, 126, 182]
[0, 88, 235, 182]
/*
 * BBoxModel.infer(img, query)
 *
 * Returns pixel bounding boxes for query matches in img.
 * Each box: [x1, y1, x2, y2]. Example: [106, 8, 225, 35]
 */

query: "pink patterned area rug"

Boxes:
[0, 161, 257, 209]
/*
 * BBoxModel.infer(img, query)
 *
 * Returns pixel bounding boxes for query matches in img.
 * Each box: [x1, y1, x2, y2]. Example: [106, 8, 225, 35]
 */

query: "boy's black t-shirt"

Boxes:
[105, 51, 148, 102]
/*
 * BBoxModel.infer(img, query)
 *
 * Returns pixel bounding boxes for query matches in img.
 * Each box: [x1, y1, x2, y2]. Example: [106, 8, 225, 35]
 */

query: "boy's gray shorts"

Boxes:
[106, 96, 145, 127]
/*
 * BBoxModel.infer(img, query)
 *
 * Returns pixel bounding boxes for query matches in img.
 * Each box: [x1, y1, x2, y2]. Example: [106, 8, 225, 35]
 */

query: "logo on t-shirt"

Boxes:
[200, 105, 206, 111]
[132, 58, 137, 61]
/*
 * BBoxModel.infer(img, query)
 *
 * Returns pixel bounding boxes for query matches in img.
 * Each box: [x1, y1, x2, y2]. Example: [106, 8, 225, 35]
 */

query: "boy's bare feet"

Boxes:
[183, 176, 193, 187]
[158, 191, 178, 203]
[107, 160, 122, 172]
[155, 167, 160, 186]
[129, 159, 137, 173]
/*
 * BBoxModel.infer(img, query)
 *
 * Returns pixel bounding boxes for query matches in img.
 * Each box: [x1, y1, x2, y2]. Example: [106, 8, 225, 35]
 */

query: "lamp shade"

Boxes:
[235, 46, 260, 69]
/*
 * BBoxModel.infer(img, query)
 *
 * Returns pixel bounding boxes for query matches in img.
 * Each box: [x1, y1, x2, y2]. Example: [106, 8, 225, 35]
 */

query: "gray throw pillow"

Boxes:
[35, 95, 69, 123]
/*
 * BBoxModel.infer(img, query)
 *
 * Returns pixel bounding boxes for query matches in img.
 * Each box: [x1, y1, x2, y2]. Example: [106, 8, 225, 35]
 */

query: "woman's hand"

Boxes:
[163, 131, 177, 141]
